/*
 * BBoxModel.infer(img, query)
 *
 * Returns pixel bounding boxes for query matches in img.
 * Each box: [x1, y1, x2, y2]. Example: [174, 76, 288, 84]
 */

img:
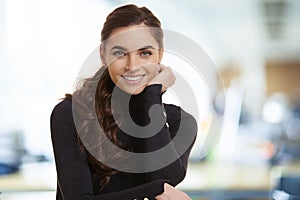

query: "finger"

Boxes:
[183, 193, 192, 200]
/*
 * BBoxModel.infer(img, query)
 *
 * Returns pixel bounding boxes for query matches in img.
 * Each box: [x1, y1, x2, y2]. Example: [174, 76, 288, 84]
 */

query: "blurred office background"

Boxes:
[0, 0, 300, 199]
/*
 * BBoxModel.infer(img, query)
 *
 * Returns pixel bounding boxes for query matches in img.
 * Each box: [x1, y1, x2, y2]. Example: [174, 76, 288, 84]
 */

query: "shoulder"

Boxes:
[163, 104, 197, 139]
[163, 103, 197, 126]
[52, 97, 72, 112]
[50, 98, 79, 143]
[163, 103, 193, 119]
[50, 98, 73, 123]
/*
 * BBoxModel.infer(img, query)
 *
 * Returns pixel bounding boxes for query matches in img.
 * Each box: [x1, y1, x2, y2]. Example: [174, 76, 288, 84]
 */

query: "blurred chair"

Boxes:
[272, 176, 300, 200]
[0, 130, 26, 175]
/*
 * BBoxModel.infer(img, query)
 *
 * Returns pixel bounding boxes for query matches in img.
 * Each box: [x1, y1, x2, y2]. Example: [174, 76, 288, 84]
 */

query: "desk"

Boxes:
[0, 162, 56, 192]
[177, 161, 273, 199]
[0, 191, 56, 200]
[1, 161, 300, 200]
[271, 160, 300, 177]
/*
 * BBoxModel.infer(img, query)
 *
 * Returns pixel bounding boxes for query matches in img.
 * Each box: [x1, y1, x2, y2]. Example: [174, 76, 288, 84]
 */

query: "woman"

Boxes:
[51, 4, 197, 200]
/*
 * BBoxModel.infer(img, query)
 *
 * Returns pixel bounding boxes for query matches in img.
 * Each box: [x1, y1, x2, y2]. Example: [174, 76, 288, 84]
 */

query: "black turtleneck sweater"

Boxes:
[50, 84, 197, 200]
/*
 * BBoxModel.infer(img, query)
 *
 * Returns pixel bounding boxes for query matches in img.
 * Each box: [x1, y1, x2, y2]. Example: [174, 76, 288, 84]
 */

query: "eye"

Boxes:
[140, 50, 152, 57]
[112, 51, 126, 57]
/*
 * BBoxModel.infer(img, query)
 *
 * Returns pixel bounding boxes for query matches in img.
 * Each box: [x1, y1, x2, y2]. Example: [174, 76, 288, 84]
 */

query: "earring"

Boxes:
[157, 62, 161, 73]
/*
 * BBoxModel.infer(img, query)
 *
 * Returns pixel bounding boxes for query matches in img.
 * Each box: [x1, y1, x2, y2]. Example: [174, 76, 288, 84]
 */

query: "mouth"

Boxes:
[121, 74, 146, 84]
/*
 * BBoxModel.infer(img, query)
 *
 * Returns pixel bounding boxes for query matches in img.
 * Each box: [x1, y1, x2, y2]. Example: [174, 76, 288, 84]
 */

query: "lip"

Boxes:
[121, 74, 145, 85]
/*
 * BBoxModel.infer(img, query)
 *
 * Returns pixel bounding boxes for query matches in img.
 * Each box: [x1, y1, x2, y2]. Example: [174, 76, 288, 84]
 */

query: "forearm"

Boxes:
[56, 179, 165, 200]
[143, 126, 196, 186]
[126, 85, 197, 185]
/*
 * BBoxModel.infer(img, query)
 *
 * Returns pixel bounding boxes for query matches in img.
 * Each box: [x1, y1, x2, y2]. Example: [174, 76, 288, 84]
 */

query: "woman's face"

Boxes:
[101, 24, 163, 95]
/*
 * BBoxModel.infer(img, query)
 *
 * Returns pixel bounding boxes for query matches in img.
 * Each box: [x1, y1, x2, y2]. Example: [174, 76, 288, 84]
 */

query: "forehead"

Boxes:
[105, 25, 159, 51]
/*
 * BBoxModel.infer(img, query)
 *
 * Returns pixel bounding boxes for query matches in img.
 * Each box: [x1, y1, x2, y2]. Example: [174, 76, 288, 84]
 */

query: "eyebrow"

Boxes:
[111, 45, 127, 51]
[110, 45, 155, 52]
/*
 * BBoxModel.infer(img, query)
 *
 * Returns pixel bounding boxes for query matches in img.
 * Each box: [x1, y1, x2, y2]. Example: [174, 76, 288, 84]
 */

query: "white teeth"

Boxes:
[123, 75, 143, 81]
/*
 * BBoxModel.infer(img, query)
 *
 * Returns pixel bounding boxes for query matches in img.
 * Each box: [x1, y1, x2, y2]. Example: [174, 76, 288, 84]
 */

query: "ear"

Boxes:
[158, 48, 164, 63]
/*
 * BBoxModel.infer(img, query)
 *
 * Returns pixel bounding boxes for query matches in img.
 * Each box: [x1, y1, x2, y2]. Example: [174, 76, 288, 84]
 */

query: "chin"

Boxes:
[124, 86, 146, 95]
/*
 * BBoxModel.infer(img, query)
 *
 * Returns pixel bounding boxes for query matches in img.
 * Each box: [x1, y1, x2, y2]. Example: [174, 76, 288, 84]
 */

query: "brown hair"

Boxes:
[101, 4, 163, 48]
[70, 4, 164, 189]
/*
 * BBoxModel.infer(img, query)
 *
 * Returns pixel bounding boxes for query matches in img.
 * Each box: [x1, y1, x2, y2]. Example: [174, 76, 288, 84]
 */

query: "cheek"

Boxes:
[108, 65, 121, 84]
[147, 65, 158, 79]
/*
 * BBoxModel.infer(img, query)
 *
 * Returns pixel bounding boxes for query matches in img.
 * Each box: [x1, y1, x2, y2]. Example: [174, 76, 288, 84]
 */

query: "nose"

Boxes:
[125, 53, 139, 71]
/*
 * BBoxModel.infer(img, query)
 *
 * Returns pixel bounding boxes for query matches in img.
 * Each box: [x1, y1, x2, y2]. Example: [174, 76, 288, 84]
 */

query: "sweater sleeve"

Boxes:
[128, 84, 198, 186]
[50, 99, 165, 200]
[144, 104, 197, 186]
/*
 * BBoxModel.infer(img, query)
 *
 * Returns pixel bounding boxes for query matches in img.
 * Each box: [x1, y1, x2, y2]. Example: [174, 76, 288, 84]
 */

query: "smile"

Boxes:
[122, 75, 145, 81]
[121, 75, 145, 84]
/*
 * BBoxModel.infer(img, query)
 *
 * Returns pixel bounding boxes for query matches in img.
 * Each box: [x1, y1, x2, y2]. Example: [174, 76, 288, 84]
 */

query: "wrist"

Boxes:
[143, 84, 163, 94]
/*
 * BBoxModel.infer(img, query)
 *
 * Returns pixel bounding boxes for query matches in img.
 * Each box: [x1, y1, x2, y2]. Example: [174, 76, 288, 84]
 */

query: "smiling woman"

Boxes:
[50, 4, 197, 200]
[103, 25, 163, 95]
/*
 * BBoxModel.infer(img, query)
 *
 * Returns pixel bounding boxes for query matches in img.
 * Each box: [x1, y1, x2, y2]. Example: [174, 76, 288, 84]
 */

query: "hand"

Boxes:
[155, 183, 192, 200]
[148, 64, 176, 92]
